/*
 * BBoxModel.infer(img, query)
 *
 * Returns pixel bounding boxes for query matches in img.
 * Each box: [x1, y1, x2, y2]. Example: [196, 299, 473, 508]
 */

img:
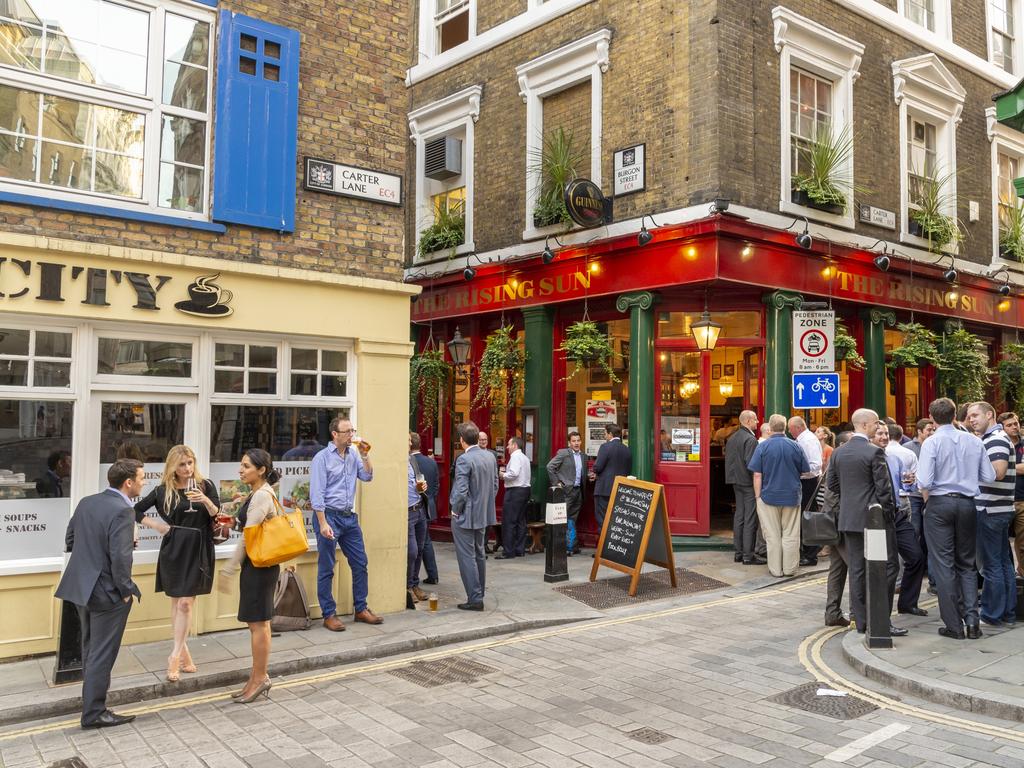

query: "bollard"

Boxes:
[864, 502, 893, 649]
[544, 486, 569, 583]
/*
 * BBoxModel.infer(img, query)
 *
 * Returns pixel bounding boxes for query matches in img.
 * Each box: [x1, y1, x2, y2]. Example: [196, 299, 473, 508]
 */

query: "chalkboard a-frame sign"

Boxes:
[589, 477, 677, 596]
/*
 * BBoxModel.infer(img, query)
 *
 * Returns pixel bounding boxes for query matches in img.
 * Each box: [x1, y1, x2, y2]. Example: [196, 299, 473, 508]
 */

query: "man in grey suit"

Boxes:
[725, 410, 765, 565]
[55, 459, 145, 729]
[546, 432, 586, 554]
[450, 421, 497, 610]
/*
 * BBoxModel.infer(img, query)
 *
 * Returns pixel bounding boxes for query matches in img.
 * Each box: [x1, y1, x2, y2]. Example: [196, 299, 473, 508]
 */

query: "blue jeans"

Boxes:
[315, 509, 369, 616]
[977, 510, 1017, 624]
[407, 504, 427, 588]
[420, 526, 438, 582]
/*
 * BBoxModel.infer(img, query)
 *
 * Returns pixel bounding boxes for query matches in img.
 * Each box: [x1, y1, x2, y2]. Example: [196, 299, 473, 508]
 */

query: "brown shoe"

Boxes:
[411, 586, 428, 602]
[323, 615, 346, 632]
[354, 608, 383, 625]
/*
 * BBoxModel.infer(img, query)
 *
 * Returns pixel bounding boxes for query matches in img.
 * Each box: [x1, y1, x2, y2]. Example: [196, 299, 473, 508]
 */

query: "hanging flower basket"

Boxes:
[558, 320, 619, 383]
[999, 342, 1024, 409]
[409, 347, 449, 430]
[472, 326, 527, 410]
[834, 318, 865, 371]
[937, 326, 990, 404]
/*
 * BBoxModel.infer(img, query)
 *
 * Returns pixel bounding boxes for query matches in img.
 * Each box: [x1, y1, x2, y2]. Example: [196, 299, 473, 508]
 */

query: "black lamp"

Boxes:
[709, 198, 731, 214]
[638, 214, 659, 246]
[988, 267, 1013, 297]
[542, 235, 564, 264]
[463, 265, 476, 281]
[786, 216, 812, 249]
[1000, 282, 1012, 297]
[446, 327, 471, 370]
[690, 290, 722, 352]
[872, 254, 890, 272]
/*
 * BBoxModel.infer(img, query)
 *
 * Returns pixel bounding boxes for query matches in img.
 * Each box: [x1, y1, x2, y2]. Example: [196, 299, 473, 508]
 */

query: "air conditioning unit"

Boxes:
[424, 136, 462, 180]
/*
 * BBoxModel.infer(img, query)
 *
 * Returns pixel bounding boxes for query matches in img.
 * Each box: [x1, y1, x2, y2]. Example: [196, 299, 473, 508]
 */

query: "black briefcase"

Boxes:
[526, 498, 542, 524]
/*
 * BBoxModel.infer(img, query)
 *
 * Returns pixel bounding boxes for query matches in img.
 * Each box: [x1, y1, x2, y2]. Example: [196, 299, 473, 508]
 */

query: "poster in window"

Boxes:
[712, 364, 722, 380]
[584, 400, 617, 457]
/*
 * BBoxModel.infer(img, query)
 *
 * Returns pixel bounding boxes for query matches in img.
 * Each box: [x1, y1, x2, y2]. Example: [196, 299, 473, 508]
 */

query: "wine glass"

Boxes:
[186, 477, 197, 511]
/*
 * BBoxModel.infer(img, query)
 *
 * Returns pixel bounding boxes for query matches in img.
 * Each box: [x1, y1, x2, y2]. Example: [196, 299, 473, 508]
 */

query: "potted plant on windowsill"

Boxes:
[417, 206, 465, 260]
[998, 201, 1024, 262]
[472, 325, 528, 410]
[937, 326, 990, 403]
[409, 346, 449, 430]
[907, 169, 964, 252]
[529, 127, 585, 230]
[791, 126, 863, 216]
[558, 320, 619, 383]
[999, 342, 1024, 409]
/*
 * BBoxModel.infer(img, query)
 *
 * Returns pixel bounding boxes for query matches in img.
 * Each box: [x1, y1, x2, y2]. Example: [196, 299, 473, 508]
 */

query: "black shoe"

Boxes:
[743, 555, 768, 565]
[898, 607, 929, 617]
[423, 578, 438, 585]
[82, 710, 136, 729]
[457, 602, 484, 611]
[938, 627, 965, 640]
[825, 615, 851, 627]
[889, 626, 909, 637]
[799, 558, 818, 567]
[494, 554, 514, 560]
[966, 624, 983, 639]
[734, 553, 744, 563]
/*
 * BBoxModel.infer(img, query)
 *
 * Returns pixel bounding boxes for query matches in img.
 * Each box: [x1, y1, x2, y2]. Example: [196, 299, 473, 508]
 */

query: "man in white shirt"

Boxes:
[497, 437, 531, 559]
[788, 416, 822, 566]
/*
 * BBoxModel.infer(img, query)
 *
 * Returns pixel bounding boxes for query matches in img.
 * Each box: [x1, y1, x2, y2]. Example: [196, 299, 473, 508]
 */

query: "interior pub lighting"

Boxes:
[690, 289, 722, 352]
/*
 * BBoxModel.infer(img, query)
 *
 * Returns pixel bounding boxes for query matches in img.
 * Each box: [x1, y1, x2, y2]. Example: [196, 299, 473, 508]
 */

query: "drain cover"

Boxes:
[387, 656, 499, 688]
[47, 760, 88, 768]
[768, 682, 878, 720]
[626, 727, 671, 745]
[554, 568, 728, 609]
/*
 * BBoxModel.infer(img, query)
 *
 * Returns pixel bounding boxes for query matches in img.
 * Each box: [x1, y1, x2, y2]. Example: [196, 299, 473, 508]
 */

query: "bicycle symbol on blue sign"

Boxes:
[793, 373, 840, 409]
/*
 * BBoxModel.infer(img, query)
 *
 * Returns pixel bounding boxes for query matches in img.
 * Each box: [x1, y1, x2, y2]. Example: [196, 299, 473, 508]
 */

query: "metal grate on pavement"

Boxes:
[626, 726, 672, 745]
[768, 682, 878, 720]
[554, 567, 729, 609]
[387, 656, 500, 688]
[46, 760, 89, 768]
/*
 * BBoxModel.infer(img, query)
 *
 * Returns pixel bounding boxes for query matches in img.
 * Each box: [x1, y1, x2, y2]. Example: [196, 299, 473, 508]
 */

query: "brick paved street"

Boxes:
[3, 576, 1024, 768]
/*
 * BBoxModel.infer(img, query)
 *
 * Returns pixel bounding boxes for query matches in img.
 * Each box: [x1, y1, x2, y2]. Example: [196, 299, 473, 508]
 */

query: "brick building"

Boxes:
[0, 0, 414, 659]
[406, 1, 1024, 541]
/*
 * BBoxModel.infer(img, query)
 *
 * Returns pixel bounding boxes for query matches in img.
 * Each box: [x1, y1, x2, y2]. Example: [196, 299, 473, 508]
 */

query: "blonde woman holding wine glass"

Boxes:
[135, 445, 220, 682]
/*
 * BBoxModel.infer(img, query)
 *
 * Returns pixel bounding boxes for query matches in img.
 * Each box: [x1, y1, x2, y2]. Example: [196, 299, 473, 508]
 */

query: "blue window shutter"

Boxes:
[212, 11, 299, 232]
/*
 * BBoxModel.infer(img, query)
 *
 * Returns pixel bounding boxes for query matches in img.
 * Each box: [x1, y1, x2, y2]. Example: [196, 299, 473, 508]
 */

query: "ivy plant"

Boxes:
[887, 322, 942, 371]
[937, 327, 991, 404]
[472, 326, 528, 410]
[417, 206, 465, 259]
[999, 342, 1024, 409]
[834, 318, 865, 371]
[409, 347, 449, 430]
[558, 320, 619, 383]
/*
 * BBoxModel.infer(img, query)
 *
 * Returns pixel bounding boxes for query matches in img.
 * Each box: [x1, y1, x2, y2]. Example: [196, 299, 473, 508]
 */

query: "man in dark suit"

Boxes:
[827, 408, 904, 637]
[725, 410, 764, 565]
[37, 449, 72, 498]
[410, 433, 439, 585]
[546, 432, 586, 554]
[591, 424, 632, 535]
[55, 459, 145, 729]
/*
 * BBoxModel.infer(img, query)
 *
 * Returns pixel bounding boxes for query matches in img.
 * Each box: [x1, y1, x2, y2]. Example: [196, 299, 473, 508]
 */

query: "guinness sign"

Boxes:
[564, 178, 612, 228]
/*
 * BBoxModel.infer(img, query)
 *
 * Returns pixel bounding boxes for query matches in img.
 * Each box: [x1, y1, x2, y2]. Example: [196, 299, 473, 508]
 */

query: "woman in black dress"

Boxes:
[135, 445, 220, 682]
[218, 449, 280, 703]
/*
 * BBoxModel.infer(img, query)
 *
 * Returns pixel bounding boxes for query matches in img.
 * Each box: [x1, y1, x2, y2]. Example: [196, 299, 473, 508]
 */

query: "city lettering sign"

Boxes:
[303, 157, 403, 206]
[564, 178, 612, 228]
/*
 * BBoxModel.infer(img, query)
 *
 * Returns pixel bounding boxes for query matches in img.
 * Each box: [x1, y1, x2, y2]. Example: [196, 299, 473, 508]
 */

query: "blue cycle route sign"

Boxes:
[793, 373, 840, 409]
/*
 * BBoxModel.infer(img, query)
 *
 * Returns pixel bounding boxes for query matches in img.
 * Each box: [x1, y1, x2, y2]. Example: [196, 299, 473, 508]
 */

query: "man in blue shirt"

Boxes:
[310, 416, 383, 631]
[917, 398, 996, 640]
[748, 414, 809, 577]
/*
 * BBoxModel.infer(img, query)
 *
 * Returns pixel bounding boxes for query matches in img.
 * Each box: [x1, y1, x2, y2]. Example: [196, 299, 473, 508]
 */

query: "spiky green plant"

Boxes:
[908, 168, 964, 253]
[999, 200, 1024, 262]
[792, 125, 868, 212]
[528, 127, 586, 228]
[417, 206, 465, 259]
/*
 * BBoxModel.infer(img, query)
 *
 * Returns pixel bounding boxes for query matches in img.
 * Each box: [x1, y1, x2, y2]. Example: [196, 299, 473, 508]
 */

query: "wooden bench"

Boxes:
[527, 522, 545, 554]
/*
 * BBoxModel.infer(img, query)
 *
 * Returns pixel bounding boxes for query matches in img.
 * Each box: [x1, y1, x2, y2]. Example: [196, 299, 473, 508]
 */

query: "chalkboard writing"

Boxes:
[600, 484, 654, 567]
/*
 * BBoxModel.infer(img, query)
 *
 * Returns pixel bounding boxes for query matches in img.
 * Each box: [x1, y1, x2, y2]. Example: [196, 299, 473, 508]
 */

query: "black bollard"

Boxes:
[53, 600, 83, 684]
[544, 486, 569, 583]
[864, 502, 893, 649]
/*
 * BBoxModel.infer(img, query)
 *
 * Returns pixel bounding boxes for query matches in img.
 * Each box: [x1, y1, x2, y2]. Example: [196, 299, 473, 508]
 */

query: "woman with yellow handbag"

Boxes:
[219, 449, 306, 703]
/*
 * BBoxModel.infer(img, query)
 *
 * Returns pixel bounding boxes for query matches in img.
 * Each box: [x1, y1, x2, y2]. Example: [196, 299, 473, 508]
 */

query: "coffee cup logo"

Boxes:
[175, 274, 234, 317]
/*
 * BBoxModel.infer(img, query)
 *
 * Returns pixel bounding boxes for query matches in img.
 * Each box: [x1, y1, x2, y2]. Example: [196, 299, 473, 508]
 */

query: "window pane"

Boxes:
[209, 405, 342, 462]
[43, 33, 97, 84]
[215, 343, 245, 367]
[40, 94, 93, 145]
[321, 374, 346, 398]
[96, 47, 146, 93]
[0, 19, 43, 72]
[248, 371, 276, 394]
[97, 338, 192, 377]
[34, 361, 70, 387]
[0, 360, 27, 386]
[163, 61, 208, 111]
[658, 311, 762, 340]
[40, 142, 91, 190]
[158, 162, 203, 212]
[93, 152, 143, 197]
[0, 329, 30, 356]
[160, 115, 205, 165]
[322, 350, 346, 371]
[35, 331, 72, 358]
[249, 345, 277, 369]
[93, 106, 144, 156]
[165, 14, 210, 66]
[291, 348, 317, 370]
[0, 133, 36, 182]
[215, 369, 243, 393]
[290, 372, 316, 396]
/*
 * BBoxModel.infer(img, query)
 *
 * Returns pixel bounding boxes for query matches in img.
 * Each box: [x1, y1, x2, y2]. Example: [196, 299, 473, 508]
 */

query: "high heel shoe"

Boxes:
[180, 647, 197, 674]
[233, 677, 271, 703]
[230, 675, 268, 699]
[166, 655, 181, 683]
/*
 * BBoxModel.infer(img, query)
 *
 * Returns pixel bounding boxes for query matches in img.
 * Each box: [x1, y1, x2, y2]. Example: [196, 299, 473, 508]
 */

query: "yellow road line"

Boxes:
[798, 624, 1024, 743]
[0, 575, 826, 742]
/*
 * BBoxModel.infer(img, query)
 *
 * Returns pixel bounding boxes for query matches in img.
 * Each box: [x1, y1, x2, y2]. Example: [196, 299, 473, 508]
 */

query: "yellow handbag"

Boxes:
[244, 491, 309, 567]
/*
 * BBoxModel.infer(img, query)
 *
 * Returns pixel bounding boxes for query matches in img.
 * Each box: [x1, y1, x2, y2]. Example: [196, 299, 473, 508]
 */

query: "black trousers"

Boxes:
[894, 507, 926, 613]
[924, 494, 979, 631]
[825, 537, 848, 623]
[733, 484, 758, 558]
[78, 598, 132, 724]
[842, 526, 898, 632]
[594, 494, 610, 536]
[564, 486, 582, 522]
[501, 487, 530, 557]
[800, 477, 822, 561]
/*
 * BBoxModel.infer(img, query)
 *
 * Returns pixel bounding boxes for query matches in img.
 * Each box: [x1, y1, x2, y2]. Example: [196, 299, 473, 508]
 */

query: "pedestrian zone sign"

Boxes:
[792, 310, 835, 372]
[793, 373, 840, 409]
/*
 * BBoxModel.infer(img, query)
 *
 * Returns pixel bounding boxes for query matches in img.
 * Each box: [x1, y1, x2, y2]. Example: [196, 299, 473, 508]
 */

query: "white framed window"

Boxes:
[773, 7, 863, 229]
[408, 85, 481, 261]
[0, 326, 73, 390]
[898, 0, 951, 40]
[417, 0, 475, 60]
[213, 341, 278, 396]
[0, 0, 214, 220]
[289, 346, 348, 399]
[92, 331, 197, 387]
[989, 0, 1022, 75]
[893, 54, 964, 251]
[986, 106, 1024, 265]
[516, 28, 611, 241]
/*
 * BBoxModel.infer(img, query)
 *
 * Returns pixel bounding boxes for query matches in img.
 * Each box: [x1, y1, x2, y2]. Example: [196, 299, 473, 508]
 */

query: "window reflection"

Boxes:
[97, 338, 193, 377]
[659, 351, 701, 463]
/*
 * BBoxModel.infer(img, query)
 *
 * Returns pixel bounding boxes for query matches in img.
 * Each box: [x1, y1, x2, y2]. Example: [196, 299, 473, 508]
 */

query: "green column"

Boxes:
[615, 291, 658, 481]
[862, 308, 895, 417]
[763, 291, 803, 417]
[522, 306, 554, 501]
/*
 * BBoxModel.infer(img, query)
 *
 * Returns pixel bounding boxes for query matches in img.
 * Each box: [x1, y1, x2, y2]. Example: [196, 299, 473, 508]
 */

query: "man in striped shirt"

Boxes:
[966, 402, 1017, 627]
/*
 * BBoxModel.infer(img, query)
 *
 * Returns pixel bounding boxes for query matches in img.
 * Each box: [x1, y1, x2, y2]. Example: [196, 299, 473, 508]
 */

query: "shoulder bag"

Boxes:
[244, 490, 309, 567]
[801, 474, 839, 547]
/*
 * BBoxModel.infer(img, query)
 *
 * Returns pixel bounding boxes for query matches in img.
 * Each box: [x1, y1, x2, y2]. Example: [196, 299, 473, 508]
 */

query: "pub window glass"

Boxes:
[209, 405, 349, 462]
[214, 342, 278, 395]
[97, 338, 193, 378]
[562, 319, 630, 460]
[659, 352, 701, 463]
[0, 329, 72, 388]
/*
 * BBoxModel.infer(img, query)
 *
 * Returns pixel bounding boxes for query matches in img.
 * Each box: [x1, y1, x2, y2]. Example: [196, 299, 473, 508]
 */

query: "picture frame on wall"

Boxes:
[737, 360, 744, 381]
[723, 364, 735, 378]
[619, 340, 630, 371]
[712, 364, 722, 380]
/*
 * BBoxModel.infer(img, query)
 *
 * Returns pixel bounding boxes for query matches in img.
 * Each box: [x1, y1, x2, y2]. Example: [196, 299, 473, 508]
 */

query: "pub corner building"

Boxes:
[410, 205, 1024, 550]
[0, 0, 416, 660]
